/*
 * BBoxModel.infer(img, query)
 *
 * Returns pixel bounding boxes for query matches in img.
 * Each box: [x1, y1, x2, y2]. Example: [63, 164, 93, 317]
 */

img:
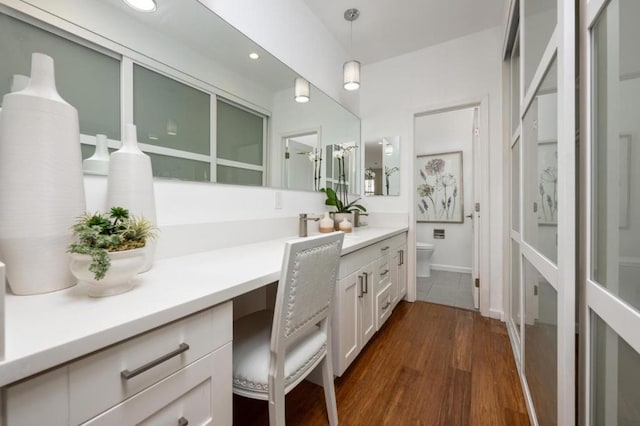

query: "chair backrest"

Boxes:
[270, 232, 343, 353]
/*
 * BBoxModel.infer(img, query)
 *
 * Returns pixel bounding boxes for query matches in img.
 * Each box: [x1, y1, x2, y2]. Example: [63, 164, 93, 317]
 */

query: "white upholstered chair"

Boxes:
[232, 232, 344, 426]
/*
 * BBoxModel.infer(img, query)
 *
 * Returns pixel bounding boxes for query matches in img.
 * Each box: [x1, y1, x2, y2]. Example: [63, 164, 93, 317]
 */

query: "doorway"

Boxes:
[413, 105, 480, 311]
[281, 130, 320, 191]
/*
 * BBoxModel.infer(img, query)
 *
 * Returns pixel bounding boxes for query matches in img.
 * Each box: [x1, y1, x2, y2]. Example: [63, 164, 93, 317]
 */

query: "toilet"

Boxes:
[416, 242, 435, 277]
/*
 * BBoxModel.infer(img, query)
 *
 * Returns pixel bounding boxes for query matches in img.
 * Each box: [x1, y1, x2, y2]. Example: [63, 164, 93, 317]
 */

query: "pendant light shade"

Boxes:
[343, 60, 361, 91]
[294, 77, 310, 103]
[343, 8, 361, 91]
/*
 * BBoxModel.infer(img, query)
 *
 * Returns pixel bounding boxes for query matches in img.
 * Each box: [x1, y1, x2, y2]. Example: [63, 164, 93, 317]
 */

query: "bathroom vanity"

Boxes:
[0, 226, 407, 425]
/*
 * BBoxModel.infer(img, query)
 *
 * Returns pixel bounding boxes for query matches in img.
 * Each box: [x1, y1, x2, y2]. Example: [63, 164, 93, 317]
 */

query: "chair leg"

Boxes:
[269, 383, 286, 426]
[321, 354, 339, 426]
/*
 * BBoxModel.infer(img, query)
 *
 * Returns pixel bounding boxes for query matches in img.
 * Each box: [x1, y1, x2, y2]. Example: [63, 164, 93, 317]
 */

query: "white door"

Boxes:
[582, 0, 640, 424]
[471, 107, 480, 309]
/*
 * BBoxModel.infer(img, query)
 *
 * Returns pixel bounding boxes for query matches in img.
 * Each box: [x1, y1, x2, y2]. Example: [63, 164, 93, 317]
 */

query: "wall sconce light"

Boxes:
[343, 8, 360, 91]
[294, 77, 310, 103]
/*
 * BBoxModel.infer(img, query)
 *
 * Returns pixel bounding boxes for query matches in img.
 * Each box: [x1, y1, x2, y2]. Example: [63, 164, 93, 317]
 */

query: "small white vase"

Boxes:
[83, 134, 110, 175]
[0, 53, 85, 295]
[331, 212, 353, 231]
[107, 124, 157, 272]
[319, 212, 334, 233]
[70, 248, 146, 297]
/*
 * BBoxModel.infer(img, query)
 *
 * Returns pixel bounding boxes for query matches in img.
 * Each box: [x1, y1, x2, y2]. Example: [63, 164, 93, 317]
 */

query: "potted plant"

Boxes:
[320, 187, 366, 230]
[68, 206, 157, 297]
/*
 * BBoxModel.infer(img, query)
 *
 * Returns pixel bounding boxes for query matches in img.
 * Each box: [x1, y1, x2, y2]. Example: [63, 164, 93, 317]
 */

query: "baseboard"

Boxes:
[431, 264, 472, 274]
[489, 308, 504, 320]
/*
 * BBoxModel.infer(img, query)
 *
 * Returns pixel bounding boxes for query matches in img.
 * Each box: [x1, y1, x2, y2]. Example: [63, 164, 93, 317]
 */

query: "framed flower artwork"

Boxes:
[416, 151, 463, 223]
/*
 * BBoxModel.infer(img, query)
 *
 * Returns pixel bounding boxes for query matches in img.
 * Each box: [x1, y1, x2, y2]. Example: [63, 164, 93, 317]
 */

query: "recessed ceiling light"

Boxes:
[122, 0, 157, 12]
[249, 52, 260, 60]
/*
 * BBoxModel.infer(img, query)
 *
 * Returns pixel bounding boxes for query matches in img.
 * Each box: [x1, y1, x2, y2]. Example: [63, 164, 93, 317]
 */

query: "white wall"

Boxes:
[359, 27, 504, 317]
[414, 108, 474, 271]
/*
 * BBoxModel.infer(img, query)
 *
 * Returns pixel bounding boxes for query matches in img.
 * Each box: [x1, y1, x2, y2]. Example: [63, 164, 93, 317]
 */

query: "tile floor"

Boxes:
[416, 270, 477, 311]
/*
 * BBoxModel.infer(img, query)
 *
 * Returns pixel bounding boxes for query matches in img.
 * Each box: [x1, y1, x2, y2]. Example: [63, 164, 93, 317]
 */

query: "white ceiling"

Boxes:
[303, 0, 506, 65]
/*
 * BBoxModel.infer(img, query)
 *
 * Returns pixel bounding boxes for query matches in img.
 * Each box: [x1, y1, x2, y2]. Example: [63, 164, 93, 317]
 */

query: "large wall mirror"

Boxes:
[0, 0, 361, 194]
[364, 136, 400, 196]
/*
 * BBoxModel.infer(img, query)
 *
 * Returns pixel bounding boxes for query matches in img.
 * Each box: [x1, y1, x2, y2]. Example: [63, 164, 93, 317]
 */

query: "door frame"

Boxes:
[409, 96, 490, 317]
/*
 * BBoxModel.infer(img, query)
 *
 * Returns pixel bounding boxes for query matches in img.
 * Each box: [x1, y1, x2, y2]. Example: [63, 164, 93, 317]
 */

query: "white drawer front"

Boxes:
[375, 257, 390, 292]
[376, 284, 393, 331]
[83, 343, 232, 426]
[70, 302, 232, 425]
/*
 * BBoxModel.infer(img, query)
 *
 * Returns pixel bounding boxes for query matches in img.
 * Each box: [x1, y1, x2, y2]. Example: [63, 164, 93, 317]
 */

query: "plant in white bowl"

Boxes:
[68, 207, 157, 297]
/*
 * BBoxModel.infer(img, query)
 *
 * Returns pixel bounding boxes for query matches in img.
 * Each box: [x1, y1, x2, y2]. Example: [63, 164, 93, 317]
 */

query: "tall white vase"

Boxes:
[107, 124, 157, 272]
[83, 134, 110, 175]
[0, 53, 86, 295]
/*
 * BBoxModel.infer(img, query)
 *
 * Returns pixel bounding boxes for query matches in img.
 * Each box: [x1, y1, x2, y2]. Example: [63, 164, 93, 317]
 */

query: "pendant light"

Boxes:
[294, 77, 310, 103]
[343, 8, 360, 91]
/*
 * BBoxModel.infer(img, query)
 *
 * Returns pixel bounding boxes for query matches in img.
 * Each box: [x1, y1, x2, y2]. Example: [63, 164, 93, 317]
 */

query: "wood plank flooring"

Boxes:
[233, 301, 530, 425]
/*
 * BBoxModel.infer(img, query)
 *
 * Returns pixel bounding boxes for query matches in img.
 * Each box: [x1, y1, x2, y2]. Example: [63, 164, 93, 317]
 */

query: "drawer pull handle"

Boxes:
[381, 269, 389, 276]
[382, 301, 391, 311]
[363, 272, 369, 294]
[358, 275, 364, 298]
[381, 246, 390, 251]
[178, 417, 189, 426]
[121, 343, 190, 380]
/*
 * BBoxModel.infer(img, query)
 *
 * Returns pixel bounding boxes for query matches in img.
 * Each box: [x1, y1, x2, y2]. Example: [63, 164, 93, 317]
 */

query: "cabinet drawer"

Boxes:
[376, 284, 393, 331]
[375, 257, 391, 292]
[70, 302, 232, 425]
[83, 343, 232, 426]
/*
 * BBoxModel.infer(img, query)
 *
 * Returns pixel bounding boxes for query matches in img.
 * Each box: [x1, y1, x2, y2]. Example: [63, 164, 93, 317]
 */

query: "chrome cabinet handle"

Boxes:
[381, 246, 390, 251]
[358, 275, 364, 298]
[363, 272, 368, 294]
[178, 417, 189, 426]
[400, 250, 404, 265]
[121, 343, 190, 380]
[381, 269, 389, 276]
[382, 301, 391, 311]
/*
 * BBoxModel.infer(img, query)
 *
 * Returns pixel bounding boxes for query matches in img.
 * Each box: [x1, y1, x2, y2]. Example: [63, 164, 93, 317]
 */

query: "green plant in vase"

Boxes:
[68, 206, 157, 280]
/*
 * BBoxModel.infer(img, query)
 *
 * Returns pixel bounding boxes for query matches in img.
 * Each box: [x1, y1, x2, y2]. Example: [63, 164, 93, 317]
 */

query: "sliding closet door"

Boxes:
[505, 0, 576, 423]
[582, 0, 640, 424]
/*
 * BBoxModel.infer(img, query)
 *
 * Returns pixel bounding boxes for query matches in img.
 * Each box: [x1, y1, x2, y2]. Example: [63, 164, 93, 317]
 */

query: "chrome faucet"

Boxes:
[299, 213, 320, 237]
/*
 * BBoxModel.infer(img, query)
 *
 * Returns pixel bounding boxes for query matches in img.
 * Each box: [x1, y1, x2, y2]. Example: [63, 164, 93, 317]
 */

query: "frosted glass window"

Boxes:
[217, 165, 262, 186]
[523, 59, 558, 264]
[0, 12, 120, 140]
[216, 100, 264, 166]
[133, 65, 210, 155]
[511, 37, 521, 135]
[523, 258, 557, 426]
[591, 2, 640, 312]
[148, 153, 210, 182]
[512, 138, 521, 232]
[592, 312, 640, 425]
[523, 0, 557, 93]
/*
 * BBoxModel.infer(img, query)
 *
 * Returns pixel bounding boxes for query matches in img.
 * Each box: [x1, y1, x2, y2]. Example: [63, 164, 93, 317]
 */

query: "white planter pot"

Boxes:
[70, 248, 146, 297]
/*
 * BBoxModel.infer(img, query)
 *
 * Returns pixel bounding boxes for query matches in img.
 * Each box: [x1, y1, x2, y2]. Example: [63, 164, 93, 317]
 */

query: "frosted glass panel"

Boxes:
[592, 312, 640, 425]
[511, 38, 521, 134]
[524, 0, 557, 92]
[523, 59, 558, 264]
[216, 101, 263, 166]
[0, 13, 120, 140]
[523, 258, 557, 426]
[511, 241, 521, 334]
[217, 165, 262, 186]
[148, 152, 210, 182]
[134, 65, 210, 155]
[591, 2, 640, 312]
[512, 138, 521, 232]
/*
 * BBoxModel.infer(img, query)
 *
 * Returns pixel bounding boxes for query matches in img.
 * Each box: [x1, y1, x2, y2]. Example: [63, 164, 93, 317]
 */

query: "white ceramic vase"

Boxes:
[0, 53, 86, 295]
[331, 212, 353, 231]
[70, 248, 145, 297]
[83, 134, 110, 175]
[107, 124, 157, 272]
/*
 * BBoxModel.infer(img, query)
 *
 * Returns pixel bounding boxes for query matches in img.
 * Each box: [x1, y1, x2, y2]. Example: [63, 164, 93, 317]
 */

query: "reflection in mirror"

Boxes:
[326, 142, 359, 195]
[364, 136, 400, 196]
[282, 131, 321, 191]
[0, 0, 360, 193]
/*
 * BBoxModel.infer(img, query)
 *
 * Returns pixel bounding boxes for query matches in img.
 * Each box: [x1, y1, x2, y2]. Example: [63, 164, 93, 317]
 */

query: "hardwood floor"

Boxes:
[233, 301, 530, 425]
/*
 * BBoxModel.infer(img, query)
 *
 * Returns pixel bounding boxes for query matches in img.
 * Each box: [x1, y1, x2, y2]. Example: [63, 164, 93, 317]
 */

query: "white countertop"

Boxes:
[0, 226, 407, 387]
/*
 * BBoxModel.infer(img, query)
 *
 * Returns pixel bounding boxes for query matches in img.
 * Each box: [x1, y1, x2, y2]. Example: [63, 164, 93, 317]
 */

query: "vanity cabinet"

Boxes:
[390, 243, 408, 307]
[3, 302, 233, 425]
[332, 232, 407, 376]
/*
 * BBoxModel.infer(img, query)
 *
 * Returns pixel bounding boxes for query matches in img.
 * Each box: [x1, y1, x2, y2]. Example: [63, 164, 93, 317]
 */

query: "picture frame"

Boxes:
[415, 151, 464, 223]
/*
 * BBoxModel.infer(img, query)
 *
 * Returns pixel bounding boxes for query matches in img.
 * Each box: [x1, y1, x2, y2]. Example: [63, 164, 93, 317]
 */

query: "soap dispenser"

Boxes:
[338, 218, 353, 234]
[319, 212, 334, 233]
